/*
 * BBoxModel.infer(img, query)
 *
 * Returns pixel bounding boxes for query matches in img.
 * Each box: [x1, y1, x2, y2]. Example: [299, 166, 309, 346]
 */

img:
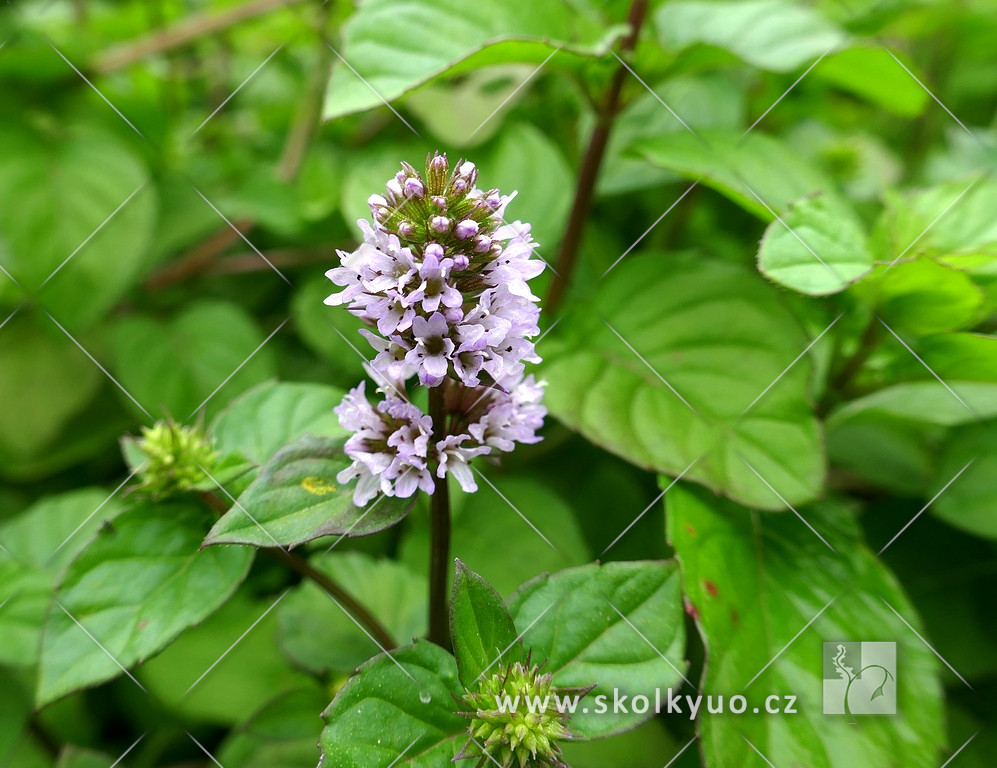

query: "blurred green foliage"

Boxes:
[1, 0, 996, 766]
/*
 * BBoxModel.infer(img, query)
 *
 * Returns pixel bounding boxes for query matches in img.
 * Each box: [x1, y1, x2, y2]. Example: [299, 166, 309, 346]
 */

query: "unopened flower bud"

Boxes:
[452, 179, 468, 195]
[455, 219, 479, 240]
[430, 216, 450, 234]
[431, 195, 447, 211]
[128, 421, 218, 499]
[425, 243, 445, 260]
[398, 220, 416, 238]
[452, 254, 470, 270]
[404, 177, 425, 198]
[473, 235, 492, 253]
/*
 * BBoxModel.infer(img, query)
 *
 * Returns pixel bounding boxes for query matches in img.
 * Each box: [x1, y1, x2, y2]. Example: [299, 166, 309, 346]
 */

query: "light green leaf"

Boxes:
[632, 129, 838, 219]
[210, 380, 347, 466]
[929, 421, 997, 539]
[204, 435, 414, 548]
[541, 255, 825, 509]
[319, 641, 466, 767]
[36, 501, 253, 706]
[758, 194, 873, 295]
[215, 688, 327, 768]
[560, 718, 683, 768]
[829, 381, 997, 428]
[450, 560, 522, 688]
[508, 560, 686, 738]
[852, 258, 985, 335]
[0, 123, 156, 329]
[277, 552, 426, 675]
[112, 300, 278, 420]
[655, 0, 847, 73]
[600, 72, 746, 196]
[0, 314, 102, 464]
[667, 484, 944, 768]
[814, 47, 928, 117]
[322, 0, 624, 121]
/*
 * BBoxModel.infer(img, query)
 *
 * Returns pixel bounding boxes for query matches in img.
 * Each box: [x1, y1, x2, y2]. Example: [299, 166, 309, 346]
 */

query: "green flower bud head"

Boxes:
[129, 421, 218, 498]
[456, 659, 588, 768]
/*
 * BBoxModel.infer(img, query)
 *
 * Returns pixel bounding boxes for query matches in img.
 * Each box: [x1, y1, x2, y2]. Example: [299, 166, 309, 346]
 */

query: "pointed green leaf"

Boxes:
[758, 194, 873, 295]
[210, 380, 347, 466]
[450, 559, 522, 687]
[37, 501, 253, 706]
[204, 434, 414, 548]
[508, 560, 686, 738]
[319, 641, 466, 767]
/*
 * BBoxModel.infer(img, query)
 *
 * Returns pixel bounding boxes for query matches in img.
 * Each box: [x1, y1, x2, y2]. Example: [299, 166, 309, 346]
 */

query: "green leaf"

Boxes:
[215, 688, 327, 768]
[829, 381, 997, 428]
[450, 560, 522, 688]
[928, 420, 997, 539]
[852, 258, 985, 335]
[632, 129, 838, 219]
[508, 560, 686, 738]
[0, 314, 102, 465]
[277, 552, 427, 675]
[560, 718, 683, 768]
[205, 435, 415, 548]
[111, 300, 278, 420]
[0, 488, 125, 667]
[667, 484, 945, 768]
[758, 194, 873, 295]
[600, 72, 746, 196]
[814, 47, 928, 117]
[322, 0, 624, 121]
[655, 0, 847, 73]
[541, 255, 825, 509]
[0, 123, 156, 329]
[210, 380, 347, 466]
[319, 641, 466, 767]
[36, 501, 253, 706]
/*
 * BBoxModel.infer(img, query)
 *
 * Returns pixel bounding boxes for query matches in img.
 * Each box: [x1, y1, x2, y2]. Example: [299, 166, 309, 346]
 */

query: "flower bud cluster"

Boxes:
[455, 659, 584, 768]
[327, 153, 546, 505]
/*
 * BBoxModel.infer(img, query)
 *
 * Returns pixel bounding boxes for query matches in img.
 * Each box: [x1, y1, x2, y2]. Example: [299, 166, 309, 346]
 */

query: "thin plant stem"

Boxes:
[427, 384, 453, 650]
[199, 491, 396, 649]
[547, 0, 649, 314]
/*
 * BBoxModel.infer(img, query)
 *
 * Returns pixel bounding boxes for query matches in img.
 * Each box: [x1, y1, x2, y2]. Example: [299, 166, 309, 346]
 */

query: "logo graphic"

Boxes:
[822, 641, 896, 717]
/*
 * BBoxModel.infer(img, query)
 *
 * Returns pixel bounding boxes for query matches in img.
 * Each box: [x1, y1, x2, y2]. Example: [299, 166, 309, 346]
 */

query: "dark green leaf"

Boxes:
[667, 484, 944, 768]
[36, 501, 253, 706]
[450, 560, 522, 687]
[215, 688, 327, 768]
[205, 435, 414, 548]
[319, 641, 466, 767]
[929, 421, 997, 539]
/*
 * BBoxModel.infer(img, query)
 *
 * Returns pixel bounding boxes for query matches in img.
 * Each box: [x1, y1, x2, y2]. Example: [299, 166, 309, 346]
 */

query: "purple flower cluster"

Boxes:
[327, 153, 546, 505]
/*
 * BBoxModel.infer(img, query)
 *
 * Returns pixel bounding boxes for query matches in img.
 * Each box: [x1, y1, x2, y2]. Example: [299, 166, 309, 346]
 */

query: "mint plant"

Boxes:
[1, 1, 992, 767]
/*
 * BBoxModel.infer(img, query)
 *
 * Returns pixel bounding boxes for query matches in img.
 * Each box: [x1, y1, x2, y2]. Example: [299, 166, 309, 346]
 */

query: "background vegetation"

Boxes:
[0, 0, 995, 766]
